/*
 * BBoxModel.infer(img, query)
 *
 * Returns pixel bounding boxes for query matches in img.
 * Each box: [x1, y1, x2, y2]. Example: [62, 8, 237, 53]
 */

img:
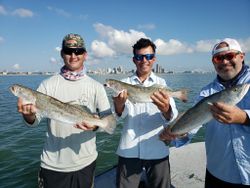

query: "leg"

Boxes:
[145, 156, 171, 188]
[38, 161, 96, 188]
[116, 156, 143, 188]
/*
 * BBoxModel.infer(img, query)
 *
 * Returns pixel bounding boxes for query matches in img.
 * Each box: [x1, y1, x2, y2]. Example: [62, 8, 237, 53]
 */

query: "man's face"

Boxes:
[133, 46, 156, 77]
[61, 40, 87, 72]
[212, 43, 244, 80]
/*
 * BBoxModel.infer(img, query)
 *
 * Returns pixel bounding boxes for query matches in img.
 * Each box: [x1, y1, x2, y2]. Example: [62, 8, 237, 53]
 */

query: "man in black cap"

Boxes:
[17, 33, 113, 188]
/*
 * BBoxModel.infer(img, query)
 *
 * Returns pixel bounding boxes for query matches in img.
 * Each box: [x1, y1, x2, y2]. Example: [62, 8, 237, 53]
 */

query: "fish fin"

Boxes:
[65, 100, 78, 104]
[100, 114, 117, 134]
[70, 104, 94, 115]
[151, 84, 166, 89]
[171, 89, 188, 103]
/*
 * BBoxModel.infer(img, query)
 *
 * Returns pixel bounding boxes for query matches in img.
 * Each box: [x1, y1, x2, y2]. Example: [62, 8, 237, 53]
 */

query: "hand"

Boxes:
[113, 90, 128, 116]
[17, 98, 37, 115]
[151, 89, 172, 120]
[210, 102, 249, 124]
[160, 126, 188, 146]
[159, 127, 178, 142]
[74, 122, 98, 131]
[17, 98, 37, 124]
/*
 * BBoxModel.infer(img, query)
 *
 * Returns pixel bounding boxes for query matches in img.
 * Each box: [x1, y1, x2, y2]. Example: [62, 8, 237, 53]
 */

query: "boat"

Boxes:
[94, 142, 206, 188]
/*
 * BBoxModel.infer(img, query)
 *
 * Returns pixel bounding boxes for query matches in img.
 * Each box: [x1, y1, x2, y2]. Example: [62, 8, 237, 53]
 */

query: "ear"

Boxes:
[83, 52, 88, 60]
[132, 57, 136, 65]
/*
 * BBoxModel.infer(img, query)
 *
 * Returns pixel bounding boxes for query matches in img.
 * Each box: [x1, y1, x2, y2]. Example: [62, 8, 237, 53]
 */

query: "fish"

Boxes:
[168, 83, 250, 135]
[104, 79, 188, 103]
[9, 84, 116, 134]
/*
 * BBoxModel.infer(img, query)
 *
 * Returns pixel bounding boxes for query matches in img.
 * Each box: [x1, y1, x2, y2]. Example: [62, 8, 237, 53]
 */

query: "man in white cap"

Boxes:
[17, 33, 113, 188]
[160, 38, 250, 187]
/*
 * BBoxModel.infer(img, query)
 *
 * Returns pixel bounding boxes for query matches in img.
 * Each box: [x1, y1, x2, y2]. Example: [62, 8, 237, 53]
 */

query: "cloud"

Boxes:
[194, 38, 250, 53]
[12, 8, 34, 18]
[12, 64, 20, 70]
[55, 47, 61, 52]
[0, 5, 7, 15]
[137, 24, 156, 30]
[239, 37, 250, 53]
[155, 39, 193, 55]
[47, 6, 71, 17]
[194, 39, 219, 53]
[90, 23, 250, 63]
[92, 23, 147, 56]
[50, 57, 62, 65]
[91, 40, 115, 58]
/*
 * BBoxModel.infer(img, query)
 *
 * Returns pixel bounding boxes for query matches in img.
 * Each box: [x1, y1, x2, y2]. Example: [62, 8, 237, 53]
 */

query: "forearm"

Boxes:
[162, 106, 172, 120]
[242, 110, 250, 125]
[114, 103, 125, 117]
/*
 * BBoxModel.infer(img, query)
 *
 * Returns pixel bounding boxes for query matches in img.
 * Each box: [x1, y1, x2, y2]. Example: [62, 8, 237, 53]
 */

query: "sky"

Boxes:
[0, 0, 250, 72]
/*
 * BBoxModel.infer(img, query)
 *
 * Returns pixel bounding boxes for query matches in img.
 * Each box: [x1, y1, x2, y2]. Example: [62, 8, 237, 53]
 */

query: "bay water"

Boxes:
[0, 72, 214, 188]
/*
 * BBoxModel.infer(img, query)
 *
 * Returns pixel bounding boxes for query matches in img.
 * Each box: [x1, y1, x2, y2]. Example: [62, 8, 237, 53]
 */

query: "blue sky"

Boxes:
[0, 0, 250, 72]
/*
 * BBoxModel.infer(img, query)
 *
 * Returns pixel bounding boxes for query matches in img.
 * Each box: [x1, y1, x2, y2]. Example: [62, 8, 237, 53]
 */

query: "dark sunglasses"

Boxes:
[134, 54, 155, 61]
[63, 47, 86, 56]
[212, 52, 240, 64]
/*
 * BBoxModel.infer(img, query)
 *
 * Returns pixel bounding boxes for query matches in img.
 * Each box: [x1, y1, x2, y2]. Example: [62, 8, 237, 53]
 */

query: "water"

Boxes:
[0, 73, 214, 188]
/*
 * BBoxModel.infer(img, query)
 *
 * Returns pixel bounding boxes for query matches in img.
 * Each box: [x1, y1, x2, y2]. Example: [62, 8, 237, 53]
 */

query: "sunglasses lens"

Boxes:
[134, 55, 143, 61]
[134, 54, 155, 61]
[212, 52, 238, 63]
[224, 53, 235, 61]
[145, 54, 155, 60]
[63, 48, 85, 55]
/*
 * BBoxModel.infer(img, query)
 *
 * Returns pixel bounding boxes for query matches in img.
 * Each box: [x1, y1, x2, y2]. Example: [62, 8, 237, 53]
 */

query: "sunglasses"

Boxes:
[212, 52, 240, 64]
[134, 54, 155, 61]
[63, 47, 85, 56]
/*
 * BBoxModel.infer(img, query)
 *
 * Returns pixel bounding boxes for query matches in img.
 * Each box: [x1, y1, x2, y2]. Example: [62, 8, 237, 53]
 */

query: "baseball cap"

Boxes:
[62, 33, 85, 49]
[212, 38, 242, 56]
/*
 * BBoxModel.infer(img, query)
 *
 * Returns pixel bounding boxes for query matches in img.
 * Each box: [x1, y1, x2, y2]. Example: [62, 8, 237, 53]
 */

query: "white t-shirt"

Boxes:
[30, 74, 111, 172]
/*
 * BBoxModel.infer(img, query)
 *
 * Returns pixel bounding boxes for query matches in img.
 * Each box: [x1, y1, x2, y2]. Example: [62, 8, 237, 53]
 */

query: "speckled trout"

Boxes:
[104, 79, 188, 103]
[9, 84, 116, 134]
[169, 83, 250, 135]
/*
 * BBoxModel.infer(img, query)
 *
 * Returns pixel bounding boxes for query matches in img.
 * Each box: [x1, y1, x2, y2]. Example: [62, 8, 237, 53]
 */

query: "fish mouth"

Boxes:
[9, 86, 15, 93]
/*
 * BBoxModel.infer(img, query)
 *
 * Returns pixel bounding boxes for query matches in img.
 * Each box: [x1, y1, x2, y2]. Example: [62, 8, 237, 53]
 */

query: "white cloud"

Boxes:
[55, 47, 61, 52]
[50, 57, 61, 65]
[91, 40, 115, 58]
[93, 23, 147, 56]
[239, 37, 250, 53]
[90, 23, 250, 63]
[194, 39, 219, 53]
[12, 8, 34, 18]
[0, 5, 7, 15]
[155, 39, 193, 55]
[12, 64, 20, 70]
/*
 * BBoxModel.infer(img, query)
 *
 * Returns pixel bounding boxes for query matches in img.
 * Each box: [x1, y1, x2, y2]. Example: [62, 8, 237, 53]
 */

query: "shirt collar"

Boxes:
[130, 72, 156, 84]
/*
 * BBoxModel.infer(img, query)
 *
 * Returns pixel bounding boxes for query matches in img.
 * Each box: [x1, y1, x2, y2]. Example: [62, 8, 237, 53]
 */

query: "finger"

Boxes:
[75, 123, 88, 130]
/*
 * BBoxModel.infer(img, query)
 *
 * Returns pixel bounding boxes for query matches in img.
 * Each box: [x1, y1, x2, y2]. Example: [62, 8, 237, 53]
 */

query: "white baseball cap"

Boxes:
[212, 38, 243, 56]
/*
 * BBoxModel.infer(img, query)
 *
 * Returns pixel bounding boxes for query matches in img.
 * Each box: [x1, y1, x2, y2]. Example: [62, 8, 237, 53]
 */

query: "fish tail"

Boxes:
[172, 89, 188, 102]
[100, 114, 117, 134]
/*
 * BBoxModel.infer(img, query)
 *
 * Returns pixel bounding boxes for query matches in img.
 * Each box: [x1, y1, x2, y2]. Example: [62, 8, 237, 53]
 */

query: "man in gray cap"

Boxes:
[160, 38, 250, 187]
[17, 33, 113, 188]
